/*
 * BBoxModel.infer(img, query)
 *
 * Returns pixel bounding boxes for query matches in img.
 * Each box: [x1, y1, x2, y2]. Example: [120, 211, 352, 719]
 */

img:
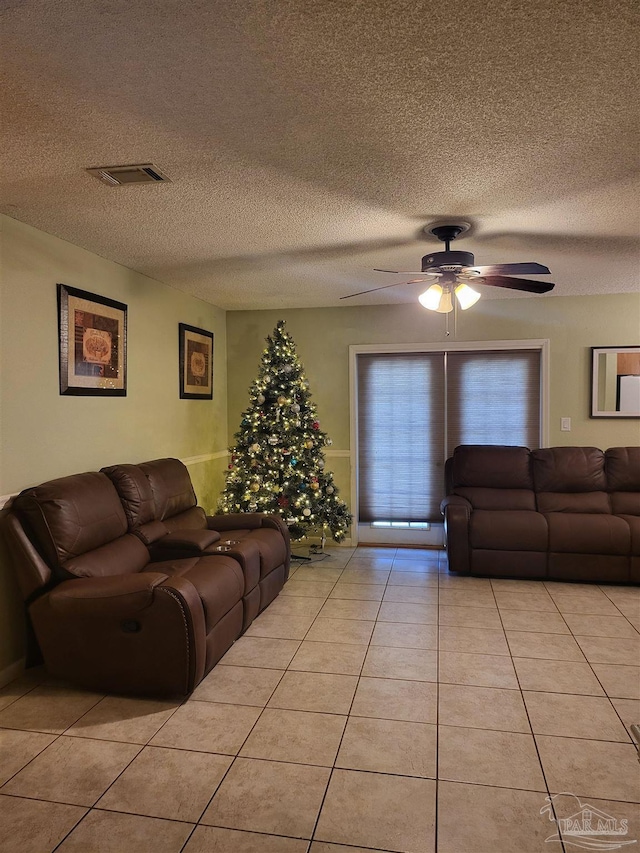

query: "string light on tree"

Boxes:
[217, 320, 352, 542]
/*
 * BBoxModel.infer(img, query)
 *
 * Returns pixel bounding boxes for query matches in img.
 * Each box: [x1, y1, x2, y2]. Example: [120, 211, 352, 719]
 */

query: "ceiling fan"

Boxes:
[340, 222, 555, 312]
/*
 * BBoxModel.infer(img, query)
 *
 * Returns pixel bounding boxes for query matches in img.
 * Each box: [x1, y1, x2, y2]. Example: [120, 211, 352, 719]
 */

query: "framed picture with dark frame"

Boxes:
[179, 323, 214, 399]
[58, 283, 127, 396]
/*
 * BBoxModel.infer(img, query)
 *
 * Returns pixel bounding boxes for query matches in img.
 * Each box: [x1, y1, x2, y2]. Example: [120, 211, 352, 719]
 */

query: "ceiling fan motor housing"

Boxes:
[421, 250, 475, 271]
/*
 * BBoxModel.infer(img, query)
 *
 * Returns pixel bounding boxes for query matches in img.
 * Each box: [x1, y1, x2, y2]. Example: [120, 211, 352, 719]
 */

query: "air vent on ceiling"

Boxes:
[86, 163, 171, 186]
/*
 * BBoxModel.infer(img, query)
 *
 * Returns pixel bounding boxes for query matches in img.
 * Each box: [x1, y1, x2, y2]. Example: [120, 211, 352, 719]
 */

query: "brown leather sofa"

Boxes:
[441, 445, 639, 583]
[2, 458, 290, 696]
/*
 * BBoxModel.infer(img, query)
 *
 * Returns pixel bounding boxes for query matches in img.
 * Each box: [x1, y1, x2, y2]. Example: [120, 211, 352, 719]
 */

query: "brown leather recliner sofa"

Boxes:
[2, 458, 290, 696]
[441, 445, 639, 583]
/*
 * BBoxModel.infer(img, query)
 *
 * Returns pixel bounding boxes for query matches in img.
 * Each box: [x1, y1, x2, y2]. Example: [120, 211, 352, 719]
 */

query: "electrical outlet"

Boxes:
[560, 417, 571, 431]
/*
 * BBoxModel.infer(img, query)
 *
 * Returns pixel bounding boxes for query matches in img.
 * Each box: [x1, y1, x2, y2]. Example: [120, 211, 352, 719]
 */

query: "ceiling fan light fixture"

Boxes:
[435, 288, 454, 313]
[418, 284, 443, 310]
[454, 282, 481, 310]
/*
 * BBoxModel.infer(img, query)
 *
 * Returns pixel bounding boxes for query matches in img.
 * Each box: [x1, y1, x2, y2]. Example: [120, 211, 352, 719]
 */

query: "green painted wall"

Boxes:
[0, 215, 228, 678]
[226, 294, 640, 504]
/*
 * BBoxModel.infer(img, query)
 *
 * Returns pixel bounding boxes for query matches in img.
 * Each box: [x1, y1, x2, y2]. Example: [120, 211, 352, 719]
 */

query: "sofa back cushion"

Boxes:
[12, 472, 147, 578]
[452, 446, 533, 490]
[101, 463, 156, 528]
[606, 447, 640, 515]
[532, 447, 606, 492]
[139, 458, 198, 521]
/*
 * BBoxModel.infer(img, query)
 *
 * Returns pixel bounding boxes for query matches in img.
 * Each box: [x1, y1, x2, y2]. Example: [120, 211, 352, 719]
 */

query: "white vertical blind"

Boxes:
[357, 353, 445, 522]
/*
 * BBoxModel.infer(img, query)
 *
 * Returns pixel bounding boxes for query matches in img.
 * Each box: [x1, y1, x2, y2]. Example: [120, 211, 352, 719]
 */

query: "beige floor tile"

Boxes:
[201, 757, 330, 838]
[293, 566, 344, 583]
[0, 684, 103, 734]
[219, 637, 301, 669]
[377, 601, 438, 624]
[370, 621, 437, 650]
[524, 691, 630, 741]
[500, 610, 570, 634]
[439, 651, 518, 689]
[382, 586, 438, 605]
[537, 735, 640, 802]
[347, 555, 394, 569]
[329, 582, 384, 601]
[438, 781, 553, 853]
[592, 664, 640, 699]
[494, 591, 557, 611]
[1, 735, 140, 806]
[0, 728, 56, 785]
[607, 599, 640, 621]
[439, 725, 546, 791]
[184, 825, 308, 852]
[318, 599, 381, 620]
[439, 625, 509, 655]
[150, 701, 261, 754]
[576, 635, 640, 666]
[513, 657, 605, 696]
[491, 578, 547, 592]
[350, 677, 437, 723]
[338, 568, 391, 584]
[388, 571, 438, 587]
[0, 794, 86, 853]
[392, 562, 440, 574]
[546, 582, 611, 599]
[506, 631, 586, 661]
[438, 575, 492, 589]
[438, 589, 497, 609]
[362, 646, 437, 681]
[0, 667, 47, 713]
[264, 597, 325, 619]
[610, 697, 640, 737]
[65, 695, 179, 744]
[553, 595, 621, 616]
[438, 683, 530, 733]
[97, 745, 231, 821]
[58, 810, 193, 852]
[315, 769, 436, 853]
[244, 613, 316, 640]
[304, 617, 375, 645]
[336, 716, 436, 778]
[562, 613, 639, 638]
[191, 665, 284, 706]
[281, 580, 335, 598]
[554, 797, 640, 852]
[310, 844, 390, 853]
[268, 670, 357, 714]
[394, 548, 440, 561]
[438, 604, 502, 629]
[240, 708, 346, 766]
[289, 641, 367, 675]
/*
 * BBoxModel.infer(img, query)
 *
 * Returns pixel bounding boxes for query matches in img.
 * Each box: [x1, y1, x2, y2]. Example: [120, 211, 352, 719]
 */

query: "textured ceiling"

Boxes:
[1, 0, 639, 310]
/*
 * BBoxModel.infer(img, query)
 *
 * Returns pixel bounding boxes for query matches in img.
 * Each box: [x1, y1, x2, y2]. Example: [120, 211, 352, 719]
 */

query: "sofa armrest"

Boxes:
[30, 572, 206, 696]
[150, 529, 222, 558]
[440, 495, 472, 575]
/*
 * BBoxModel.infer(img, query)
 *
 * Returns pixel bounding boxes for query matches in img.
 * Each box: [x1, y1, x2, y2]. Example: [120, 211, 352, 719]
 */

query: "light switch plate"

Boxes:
[560, 417, 571, 431]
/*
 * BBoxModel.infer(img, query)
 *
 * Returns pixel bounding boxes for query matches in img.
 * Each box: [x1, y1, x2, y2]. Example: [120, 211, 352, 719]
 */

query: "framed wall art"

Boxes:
[591, 346, 640, 417]
[58, 284, 127, 396]
[179, 323, 214, 399]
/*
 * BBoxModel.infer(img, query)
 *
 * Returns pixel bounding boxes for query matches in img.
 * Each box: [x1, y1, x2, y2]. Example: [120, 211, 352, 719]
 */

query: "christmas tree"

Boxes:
[218, 321, 352, 542]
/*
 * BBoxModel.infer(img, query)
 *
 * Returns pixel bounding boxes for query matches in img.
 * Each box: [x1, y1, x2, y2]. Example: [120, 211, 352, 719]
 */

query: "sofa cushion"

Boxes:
[532, 447, 606, 492]
[64, 534, 149, 578]
[618, 516, 640, 555]
[139, 458, 198, 521]
[452, 445, 533, 490]
[470, 510, 548, 552]
[610, 493, 640, 515]
[101, 463, 156, 527]
[13, 472, 129, 569]
[545, 513, 630, 555]
[537, 492, 611, 514]
[455, 487, 536, 511]
[150, 555, 244, 632]
[605, 447, 640, 491]
[162, 506, 208, 533]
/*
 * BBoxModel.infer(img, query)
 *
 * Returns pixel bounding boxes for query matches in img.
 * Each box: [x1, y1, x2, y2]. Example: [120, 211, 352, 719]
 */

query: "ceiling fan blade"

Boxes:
[374, 268, 428, 275]
[340, 278, 427, 300]
[480, 276, 555, 294]
[471, 262, 551, 276]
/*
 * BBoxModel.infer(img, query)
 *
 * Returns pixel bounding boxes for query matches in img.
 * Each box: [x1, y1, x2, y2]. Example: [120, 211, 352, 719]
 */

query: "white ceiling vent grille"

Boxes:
[86, 163, 171, 186]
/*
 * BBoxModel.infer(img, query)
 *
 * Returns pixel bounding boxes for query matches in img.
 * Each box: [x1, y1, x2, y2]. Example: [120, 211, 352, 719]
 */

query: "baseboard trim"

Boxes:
[0, 658, 25, 689]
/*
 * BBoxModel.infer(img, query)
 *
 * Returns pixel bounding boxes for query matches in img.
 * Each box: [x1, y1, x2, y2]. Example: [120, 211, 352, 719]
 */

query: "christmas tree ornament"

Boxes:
[303, 508, 311, 517]
[326, 486, 335, 494]
[326, 437, 333, 446]
[312, 421, 320, 430]
[263, 375, 272, 384]
[291, 404, 300, 413]
[257, 394, 265, 404]
[284, 364, 293, 373]
[277, 395, 287, 405]
[305, 439, 314, 449]
[251, 443, 261, 452]
[310, 481, 320, 490]
[268, 435, 278, 445]
[250, 482, 260, 492]
[318, 459, 325, 468]
[248, 502, 258, 511]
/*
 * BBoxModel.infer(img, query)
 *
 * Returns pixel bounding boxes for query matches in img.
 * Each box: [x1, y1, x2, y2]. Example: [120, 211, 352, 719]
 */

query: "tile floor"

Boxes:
[1, 546, 639, 852]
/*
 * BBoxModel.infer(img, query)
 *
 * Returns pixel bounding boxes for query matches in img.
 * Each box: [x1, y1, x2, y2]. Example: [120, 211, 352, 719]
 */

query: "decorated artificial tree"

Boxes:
[218, 321, 352, 542]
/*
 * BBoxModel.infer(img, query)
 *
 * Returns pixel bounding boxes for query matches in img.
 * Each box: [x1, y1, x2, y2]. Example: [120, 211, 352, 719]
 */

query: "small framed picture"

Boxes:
[179, 323, 214, 399]
[58, 284, 127, 396]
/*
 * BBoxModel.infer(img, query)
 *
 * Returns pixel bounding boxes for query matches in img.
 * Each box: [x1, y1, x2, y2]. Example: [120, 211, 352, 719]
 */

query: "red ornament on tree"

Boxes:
[278, 496, 290, 507]
[312, 421, 320, 430]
